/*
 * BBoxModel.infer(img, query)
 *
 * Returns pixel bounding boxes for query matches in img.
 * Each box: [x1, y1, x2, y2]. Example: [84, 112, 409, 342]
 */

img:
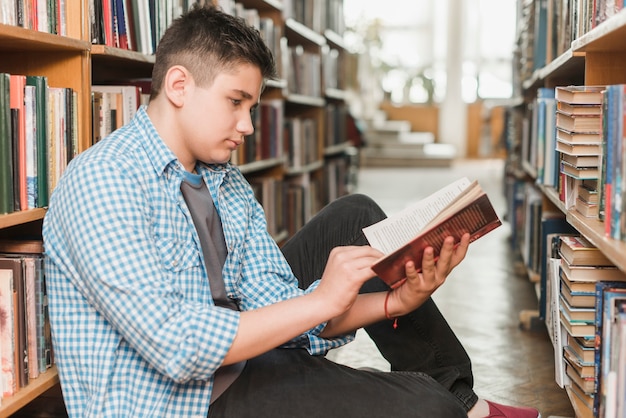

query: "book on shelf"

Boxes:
[25, 75, 49, 209]
[593, 282, 626, 417]
[559, 236, 613, 267]
[604, 302, 626, 417]
[0, 257, 30, 390]
[9, 74, 27, 211]
[561, 161, 599, 180]
[545, 231, 573, 388]
[568, 334, 595, 365]
[556, 128, 602, 144]
[560, 257, 625, 282]
[555, 85, 606, 105]
[560, 294, 595, 323]
[539, 219, 577, 320]
[555, 112, 602, 133]
[555, 140, 602, 156]
[600, 84, 626, 241]
[561, 281, 596, 309]
[560, 269, 596, 294]
[566, 362, 596, 393]
[575, 197, 598, 218]
[567, 379, 595, 415]
[91, 85, 141, 128]
[363, 177, 502, 288]
[556, 101, 602, 116]
[577, 182, 599, 204]
[0, 268, 16, 397]
[0, 72, 13, 214]
[564, 345, 595, 379]
[24, 84, 37, 209]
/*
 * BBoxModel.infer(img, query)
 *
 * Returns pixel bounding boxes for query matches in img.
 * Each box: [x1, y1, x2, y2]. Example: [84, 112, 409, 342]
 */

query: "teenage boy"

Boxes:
[43, 5, 540, 418]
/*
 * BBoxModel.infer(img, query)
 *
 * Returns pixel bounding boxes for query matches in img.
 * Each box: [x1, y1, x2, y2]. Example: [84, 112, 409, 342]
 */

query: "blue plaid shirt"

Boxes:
[43, 107, 352, 417]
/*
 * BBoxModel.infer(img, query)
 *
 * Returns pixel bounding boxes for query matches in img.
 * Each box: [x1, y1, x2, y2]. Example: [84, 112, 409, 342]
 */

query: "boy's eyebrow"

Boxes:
[232, 89, 253, 99]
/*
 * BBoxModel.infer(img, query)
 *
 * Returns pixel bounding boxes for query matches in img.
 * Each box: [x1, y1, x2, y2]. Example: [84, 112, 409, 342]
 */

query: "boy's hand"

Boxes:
[388, 233, 470, 317]
[315, 246, 384, 317]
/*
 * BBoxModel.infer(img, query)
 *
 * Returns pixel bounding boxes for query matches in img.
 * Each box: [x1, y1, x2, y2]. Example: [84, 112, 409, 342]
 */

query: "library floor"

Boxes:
[326, 158, 576, 417]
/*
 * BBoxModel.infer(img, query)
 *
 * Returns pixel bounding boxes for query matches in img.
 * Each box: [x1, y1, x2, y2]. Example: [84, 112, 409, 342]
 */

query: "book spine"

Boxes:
[0, 73, 13, 214]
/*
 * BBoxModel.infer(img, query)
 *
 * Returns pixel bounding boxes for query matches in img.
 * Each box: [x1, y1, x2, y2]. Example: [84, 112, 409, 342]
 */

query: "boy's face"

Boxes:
[179, 63, 262, 168]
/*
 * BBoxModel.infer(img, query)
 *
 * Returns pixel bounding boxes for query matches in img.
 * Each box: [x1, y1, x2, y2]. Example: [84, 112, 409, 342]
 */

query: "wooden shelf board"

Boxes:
[0, 209, 46, 229]
[538, 185, 626, 273]
[238, 157, 285, 174]
[91, 45, 155, 64]
[0, 24, 88, 52]
[573, 9, 626, 52]
[285, 94, 325, 107]
[565, 385, 593, 418]
[265, 78, 287, 90]
[324, 29, 347, 50]
[285, 160, 324, 176]
[324, 141, 352, 156]
[285, 19, 325, 47]
[0, 367, 59, 418]
[566, 210, 626, 273]
[324, 87, 347, 101]
[522, 49, 586, 90]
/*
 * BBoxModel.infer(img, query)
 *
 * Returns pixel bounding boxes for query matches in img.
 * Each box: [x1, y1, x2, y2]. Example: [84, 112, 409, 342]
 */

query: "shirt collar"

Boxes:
[134, 106, 234, 178]
[134, 106, 179, 177]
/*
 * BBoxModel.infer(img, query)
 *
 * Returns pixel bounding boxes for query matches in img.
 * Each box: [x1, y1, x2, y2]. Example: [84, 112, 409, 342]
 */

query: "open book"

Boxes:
[363, 177, 502, 288]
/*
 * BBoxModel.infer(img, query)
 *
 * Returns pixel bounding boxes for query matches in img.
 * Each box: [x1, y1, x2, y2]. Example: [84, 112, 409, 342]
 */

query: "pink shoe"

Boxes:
[485, 400, 541, 418]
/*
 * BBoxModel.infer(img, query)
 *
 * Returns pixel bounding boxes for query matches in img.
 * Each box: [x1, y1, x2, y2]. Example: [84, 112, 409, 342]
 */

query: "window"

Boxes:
[344, 0, 516, 103]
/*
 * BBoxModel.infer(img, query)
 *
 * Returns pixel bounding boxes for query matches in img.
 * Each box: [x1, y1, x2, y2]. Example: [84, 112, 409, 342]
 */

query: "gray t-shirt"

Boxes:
[180, 171, 245, 403]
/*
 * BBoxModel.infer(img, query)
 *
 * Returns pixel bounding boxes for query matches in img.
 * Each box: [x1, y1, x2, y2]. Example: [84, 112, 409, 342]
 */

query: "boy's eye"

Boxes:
[231, 99, 242, 106]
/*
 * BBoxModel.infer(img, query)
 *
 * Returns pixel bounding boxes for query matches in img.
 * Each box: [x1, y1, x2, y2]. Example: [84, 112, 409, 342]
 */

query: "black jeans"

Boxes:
[209, 194, 475, 417]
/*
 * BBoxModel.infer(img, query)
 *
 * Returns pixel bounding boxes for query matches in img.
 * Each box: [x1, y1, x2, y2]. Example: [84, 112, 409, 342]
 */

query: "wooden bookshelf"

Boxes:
[0, 1, 354, 414]
[512, 2, 626, 416]
[0, 368, 58, 418]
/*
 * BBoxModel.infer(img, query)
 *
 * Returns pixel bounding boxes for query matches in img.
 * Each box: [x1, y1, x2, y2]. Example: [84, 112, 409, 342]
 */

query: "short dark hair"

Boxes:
[150, 4, 277, 100]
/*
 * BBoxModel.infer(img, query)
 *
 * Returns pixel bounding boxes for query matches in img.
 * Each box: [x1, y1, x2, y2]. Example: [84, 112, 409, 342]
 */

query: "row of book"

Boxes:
[525, 84, 626, 242]
[0, 0, 67, 36]
[91, 84, 146, 145]
[283, 0, 345, 35]
[248, 155, 353, 241]
[0, 73, 76, 215]
[0, 75, 150, 216]
[232, 100, 284, 167]
[545, 233, 626, 417]
[287, 45, 323, 98]
[284, 116, 321, 169]
[0, 240, 53, 402]
[89, 0, 195, 53]
[515, 0, 625, 87]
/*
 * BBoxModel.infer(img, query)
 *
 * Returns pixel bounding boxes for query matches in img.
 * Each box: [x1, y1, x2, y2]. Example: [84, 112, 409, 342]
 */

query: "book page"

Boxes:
[363, 177, 472, 254]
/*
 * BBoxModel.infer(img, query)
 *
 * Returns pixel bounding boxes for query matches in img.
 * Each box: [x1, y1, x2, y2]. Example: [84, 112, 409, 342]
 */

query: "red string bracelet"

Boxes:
[384, 290, 398, 329]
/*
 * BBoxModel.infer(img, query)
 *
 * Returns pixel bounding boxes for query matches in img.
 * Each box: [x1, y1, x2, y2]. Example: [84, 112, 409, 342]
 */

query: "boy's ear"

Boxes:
[163, 65, 191, 107]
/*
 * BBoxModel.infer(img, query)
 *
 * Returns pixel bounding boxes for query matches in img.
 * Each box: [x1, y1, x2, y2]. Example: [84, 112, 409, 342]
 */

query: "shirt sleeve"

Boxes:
[44, 158, 238, 382]
[222, 175, 354, 355]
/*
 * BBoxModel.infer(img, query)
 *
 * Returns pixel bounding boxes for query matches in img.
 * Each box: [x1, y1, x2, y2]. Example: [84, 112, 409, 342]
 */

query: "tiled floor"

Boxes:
[326, 158, 576, 418]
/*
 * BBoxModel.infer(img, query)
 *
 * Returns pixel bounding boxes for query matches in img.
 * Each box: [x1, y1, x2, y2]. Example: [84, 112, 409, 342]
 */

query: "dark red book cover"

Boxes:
[372, 193, 502, 288]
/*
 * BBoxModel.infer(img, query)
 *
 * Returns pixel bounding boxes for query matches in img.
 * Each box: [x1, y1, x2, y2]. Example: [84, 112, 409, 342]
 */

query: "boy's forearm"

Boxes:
[222, 292, 335, 365]
[319, 292, 387, 338]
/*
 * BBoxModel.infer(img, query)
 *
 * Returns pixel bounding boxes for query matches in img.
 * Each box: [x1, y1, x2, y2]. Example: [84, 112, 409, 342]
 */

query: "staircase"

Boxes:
[359, 112, 456, 167]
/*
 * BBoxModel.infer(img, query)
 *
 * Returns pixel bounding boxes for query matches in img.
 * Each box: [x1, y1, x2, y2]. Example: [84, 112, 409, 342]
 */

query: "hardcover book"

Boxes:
[363, 178, 502, 288]
[561, 258, 626, 282]
[555, 85, 606, 105]
[559, 236, 613, 267]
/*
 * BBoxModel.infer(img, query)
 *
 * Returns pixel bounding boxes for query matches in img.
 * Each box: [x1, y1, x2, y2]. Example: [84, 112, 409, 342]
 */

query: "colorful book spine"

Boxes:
[0, 73, 13, 214]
